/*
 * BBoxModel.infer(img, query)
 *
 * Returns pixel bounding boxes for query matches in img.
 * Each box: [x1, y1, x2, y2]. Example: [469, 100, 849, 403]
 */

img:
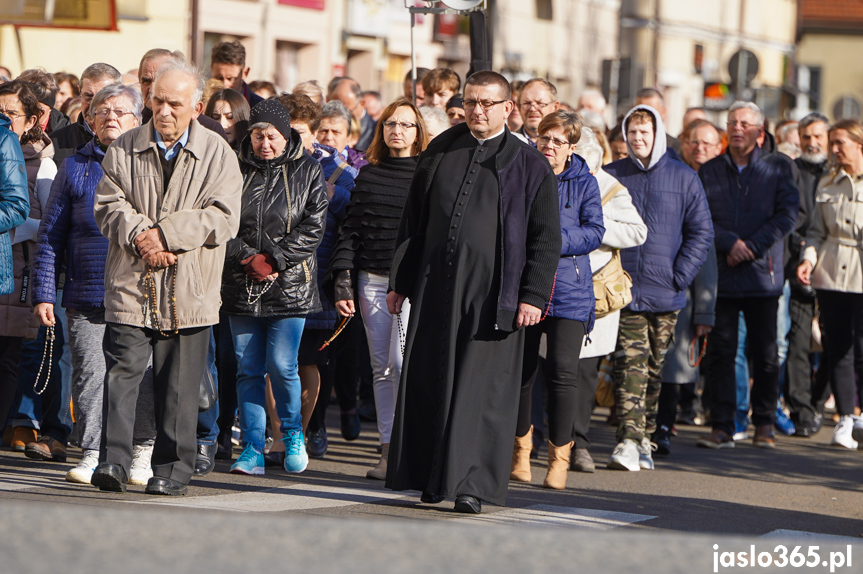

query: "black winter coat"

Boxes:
[222, 130, 328, 317]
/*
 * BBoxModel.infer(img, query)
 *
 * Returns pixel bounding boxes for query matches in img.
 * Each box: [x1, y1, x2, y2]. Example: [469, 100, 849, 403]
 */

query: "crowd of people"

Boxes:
[0, 40, 861, 514]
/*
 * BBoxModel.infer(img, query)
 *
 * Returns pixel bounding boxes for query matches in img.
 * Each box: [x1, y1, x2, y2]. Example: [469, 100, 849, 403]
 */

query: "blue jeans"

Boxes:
[196, 327, 219, 445]
[11, 302, 72, 441]
[230, 315, 305, 451]
[735, 312, 750, 430]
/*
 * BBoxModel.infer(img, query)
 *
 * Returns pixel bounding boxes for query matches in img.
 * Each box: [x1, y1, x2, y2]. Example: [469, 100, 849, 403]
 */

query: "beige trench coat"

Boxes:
[803, 168, 863, 294]
[94, 119, 242, 329]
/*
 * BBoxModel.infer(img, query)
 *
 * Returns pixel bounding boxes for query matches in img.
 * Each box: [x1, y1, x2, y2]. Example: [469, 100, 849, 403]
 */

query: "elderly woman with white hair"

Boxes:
[31, 83, 157, 485]
[571, 127, 648, 473]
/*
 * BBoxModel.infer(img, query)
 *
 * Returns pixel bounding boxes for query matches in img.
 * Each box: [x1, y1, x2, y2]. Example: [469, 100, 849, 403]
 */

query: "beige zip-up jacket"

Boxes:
[94, 119, 242, 329]
[802, 168, 863, 294]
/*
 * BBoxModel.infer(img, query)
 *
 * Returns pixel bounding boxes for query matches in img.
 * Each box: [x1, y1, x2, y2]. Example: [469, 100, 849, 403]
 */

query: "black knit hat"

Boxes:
[248, 99, 292, 140]
[446, 95, 463, 110]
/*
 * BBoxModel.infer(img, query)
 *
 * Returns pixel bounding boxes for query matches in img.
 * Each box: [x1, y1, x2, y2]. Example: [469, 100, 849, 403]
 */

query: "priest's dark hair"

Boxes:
[365, 98, 429, 166]
[464, 71, 511, 101]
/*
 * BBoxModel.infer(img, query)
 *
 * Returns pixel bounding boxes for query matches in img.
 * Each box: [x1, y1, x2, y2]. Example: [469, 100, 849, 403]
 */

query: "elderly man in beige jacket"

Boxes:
[91, 60, 241, 496]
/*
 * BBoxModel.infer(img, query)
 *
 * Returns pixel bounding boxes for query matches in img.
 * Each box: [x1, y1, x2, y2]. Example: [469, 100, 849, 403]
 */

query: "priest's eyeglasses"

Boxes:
[463, 99, 507, 111]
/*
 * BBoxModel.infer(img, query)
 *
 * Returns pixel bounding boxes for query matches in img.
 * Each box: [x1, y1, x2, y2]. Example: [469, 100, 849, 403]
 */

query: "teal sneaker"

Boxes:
[230, 444, 265, 475]
[283, 429, 309, 473]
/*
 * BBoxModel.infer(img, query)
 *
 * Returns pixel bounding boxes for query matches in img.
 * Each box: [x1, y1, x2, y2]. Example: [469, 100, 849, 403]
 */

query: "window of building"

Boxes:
[536, 0, 553, 20]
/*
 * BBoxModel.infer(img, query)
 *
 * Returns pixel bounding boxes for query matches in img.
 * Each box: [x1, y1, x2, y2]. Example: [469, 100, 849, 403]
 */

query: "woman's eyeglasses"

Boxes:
[383, 121, 418, 130]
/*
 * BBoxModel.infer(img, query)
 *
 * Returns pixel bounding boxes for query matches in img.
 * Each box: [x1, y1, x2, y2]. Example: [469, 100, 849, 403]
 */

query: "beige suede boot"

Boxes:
[543, 440, 573, 489]
[510, 426, 533, 482]
[366, 443, 389, 480]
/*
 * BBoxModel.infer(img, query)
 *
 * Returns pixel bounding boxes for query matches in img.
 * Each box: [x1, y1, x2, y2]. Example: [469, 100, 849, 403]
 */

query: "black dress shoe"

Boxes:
[145, 476, 188, 496]
[194, 443, 218, 475]
[420, 492, 445, 504]
[306, 428, 328, 459]
[340, 412, 361, 441]
[454, 495, 481, 514]
[216, 443, 233, 460]
[215, 435, 234, 460]
[264, 450, 285, 467]
[91, 463, 127, 493]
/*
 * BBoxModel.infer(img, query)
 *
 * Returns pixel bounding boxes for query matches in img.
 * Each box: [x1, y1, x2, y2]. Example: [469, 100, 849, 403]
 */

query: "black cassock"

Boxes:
[386, 130, 525, 506]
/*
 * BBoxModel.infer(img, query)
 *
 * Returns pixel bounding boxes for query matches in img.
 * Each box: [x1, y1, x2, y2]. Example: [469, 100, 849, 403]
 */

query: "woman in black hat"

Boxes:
[221, 99, 328, 476]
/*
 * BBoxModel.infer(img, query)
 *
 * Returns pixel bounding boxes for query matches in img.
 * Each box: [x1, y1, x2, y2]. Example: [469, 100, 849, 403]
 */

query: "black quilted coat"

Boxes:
[221, 129, 327, 317]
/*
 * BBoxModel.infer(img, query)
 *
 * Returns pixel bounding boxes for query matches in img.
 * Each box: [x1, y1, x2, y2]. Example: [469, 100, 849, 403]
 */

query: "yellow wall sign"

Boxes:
[0, 0, 118, 31]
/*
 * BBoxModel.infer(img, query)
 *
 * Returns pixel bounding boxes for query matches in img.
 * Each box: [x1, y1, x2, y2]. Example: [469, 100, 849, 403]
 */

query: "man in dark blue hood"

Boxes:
[604, 104, 713, 472]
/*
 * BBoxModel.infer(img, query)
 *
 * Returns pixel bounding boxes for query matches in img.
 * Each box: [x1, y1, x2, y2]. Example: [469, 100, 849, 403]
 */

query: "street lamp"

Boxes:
[406, 0, 487, 105]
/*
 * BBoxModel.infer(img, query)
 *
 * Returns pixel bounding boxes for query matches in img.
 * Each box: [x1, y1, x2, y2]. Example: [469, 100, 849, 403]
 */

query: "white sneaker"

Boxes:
[830, 415, 858, 449]
[65, 449, 99, 484]
[607, 439, 640, 471]
[732, 431, 749, 441]
[851, 416, 863, 444]
[129, 444, 154, 485]
[637, 438, 656, 470]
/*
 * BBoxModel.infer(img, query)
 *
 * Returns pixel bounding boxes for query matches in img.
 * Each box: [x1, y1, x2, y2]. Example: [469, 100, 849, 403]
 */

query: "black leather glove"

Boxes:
[335, 269, 354, 303]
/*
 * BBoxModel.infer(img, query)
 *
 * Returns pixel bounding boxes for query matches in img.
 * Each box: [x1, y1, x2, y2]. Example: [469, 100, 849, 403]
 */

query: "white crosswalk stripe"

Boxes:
[125, 483, 411, 512]
[454, 504, 657, 529]
[761, 530, 863, 544]
[0, 468, 68, 491]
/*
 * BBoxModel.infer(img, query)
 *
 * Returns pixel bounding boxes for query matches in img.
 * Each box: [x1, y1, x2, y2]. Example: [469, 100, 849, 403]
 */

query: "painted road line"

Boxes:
[0, 469, 68, 491]
[761, 530, 863, 544]
[457, 504, 657, 529]
[125, 482, 411, 512]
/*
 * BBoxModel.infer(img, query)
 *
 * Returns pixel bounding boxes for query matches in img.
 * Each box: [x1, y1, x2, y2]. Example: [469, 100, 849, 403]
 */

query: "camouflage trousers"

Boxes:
[613, 309, 679, 443]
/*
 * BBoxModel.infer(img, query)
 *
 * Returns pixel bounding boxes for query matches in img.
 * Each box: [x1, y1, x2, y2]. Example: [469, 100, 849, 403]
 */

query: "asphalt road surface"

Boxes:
[1, 408, 861, 574]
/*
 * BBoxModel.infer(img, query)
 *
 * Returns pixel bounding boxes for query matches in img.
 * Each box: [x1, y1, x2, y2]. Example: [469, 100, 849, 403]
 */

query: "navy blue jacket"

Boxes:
[305, 145, 356, 331]
[545, 155, 604, 328]
[699, 146, 799, 298]
[32, 139, 108, 309]
[605, 105, 714, 313]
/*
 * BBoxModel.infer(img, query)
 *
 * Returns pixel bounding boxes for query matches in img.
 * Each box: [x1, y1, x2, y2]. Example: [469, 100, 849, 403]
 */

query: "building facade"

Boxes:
[0, 0, 189, 78]
[796, 0, 863, 122]
[616, 0, 797, 134]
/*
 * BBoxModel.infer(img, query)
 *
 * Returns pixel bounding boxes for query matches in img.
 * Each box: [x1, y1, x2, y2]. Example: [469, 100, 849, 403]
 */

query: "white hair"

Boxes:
[574, 127, 603, 174]
[728, 101, 764, 126]
[419, 105, 449, 138]
[580, 110, 606, 134]
[153, 59, 204, 105]
[88, 84, 144, 122]
[579, 89, 606, 110]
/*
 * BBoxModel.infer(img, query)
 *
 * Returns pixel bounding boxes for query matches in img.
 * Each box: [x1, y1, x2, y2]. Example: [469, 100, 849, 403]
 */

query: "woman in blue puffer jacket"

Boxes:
[511, 110, 605, 490]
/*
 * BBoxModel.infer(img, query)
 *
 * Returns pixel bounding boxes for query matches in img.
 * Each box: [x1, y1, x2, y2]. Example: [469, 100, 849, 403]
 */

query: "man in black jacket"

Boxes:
[385, 71, 560, 514]
[697, 101, 799, 450]
[786, 113, 830, 437]
[50, 63, 122, 167]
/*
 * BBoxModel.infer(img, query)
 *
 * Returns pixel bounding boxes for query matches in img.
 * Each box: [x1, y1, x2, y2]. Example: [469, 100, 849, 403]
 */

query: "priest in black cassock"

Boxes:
[384, 71, 561, 514]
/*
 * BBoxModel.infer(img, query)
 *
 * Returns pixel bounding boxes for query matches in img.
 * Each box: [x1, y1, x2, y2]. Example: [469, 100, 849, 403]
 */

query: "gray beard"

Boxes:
[800, 150, 827, 164]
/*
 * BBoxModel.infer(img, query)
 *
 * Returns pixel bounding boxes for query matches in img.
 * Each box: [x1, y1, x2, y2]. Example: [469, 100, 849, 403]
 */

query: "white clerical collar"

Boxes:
[471, 127, 506, 145]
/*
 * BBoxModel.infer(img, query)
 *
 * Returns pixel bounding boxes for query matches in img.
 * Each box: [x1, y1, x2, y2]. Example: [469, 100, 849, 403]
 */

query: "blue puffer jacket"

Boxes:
[0, 116, 29, 296]
[605, 105, 714, 313]
[32, 139, 108, 308]
[699, 146, 798, 298]
[545, 154, 604, 330]
[305, 144, 356, 330]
